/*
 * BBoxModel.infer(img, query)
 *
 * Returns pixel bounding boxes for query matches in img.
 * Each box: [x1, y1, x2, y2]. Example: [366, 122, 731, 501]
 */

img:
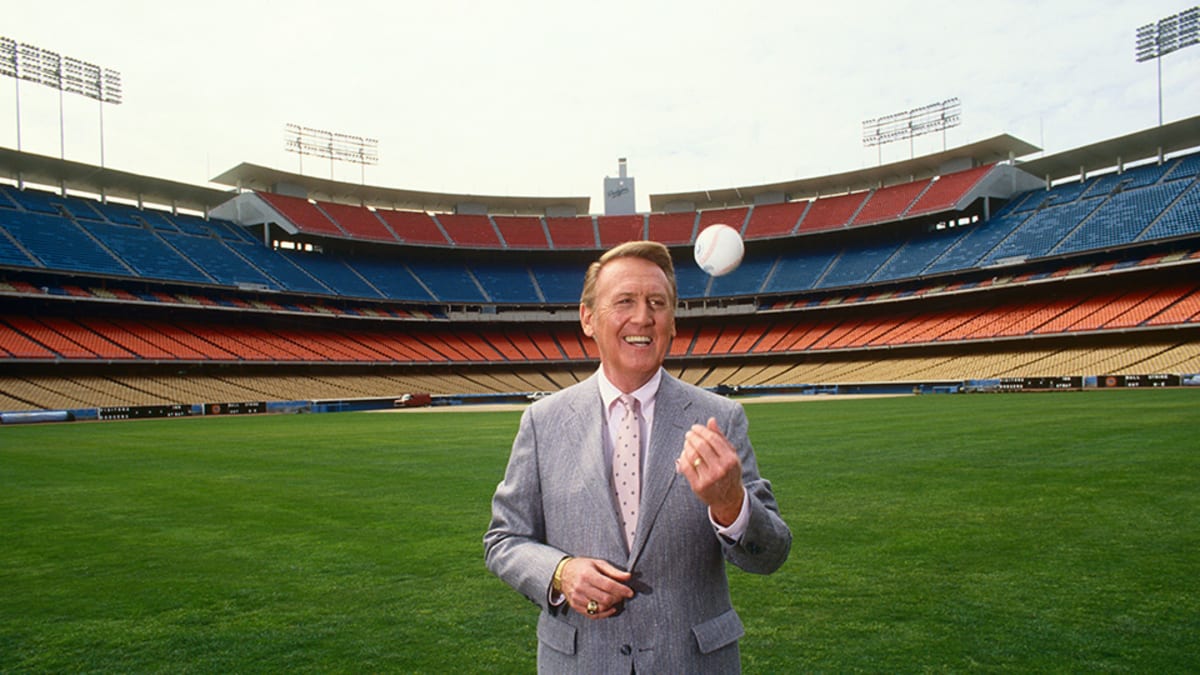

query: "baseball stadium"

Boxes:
[0, 118, 1198, 416]
[1, 8, 1198, 673]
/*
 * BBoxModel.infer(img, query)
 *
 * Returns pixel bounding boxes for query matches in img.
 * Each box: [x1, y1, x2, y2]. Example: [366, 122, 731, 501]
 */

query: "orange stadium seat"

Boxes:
[710, 326, 745, 354]
[669, 325, 699, 357]
[481, 331, 525, 361]
[751, 320, 802, 352]
[1144, 286, 1200, 325]
[690, 326, 722, 355]
[529, 330, 566, 360]
[1102, 285, 1195, 328]
[3, 316, 101, 359]
[78, 319, 176, 360]
[0, 318, 57, 359]
[553, 328, 590, 360]
[729, 325, 767, 354]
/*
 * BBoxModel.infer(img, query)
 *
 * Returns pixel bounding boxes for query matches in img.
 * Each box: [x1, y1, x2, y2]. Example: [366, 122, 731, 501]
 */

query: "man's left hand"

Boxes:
[676, 417, 745, 526]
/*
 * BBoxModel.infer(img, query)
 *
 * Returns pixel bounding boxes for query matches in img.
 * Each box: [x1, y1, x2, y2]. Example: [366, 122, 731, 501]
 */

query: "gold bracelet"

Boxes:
[552, 556, 573, 593]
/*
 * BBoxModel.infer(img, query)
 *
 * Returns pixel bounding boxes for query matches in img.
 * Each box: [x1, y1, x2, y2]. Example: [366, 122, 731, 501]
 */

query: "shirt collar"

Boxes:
[597, 367, 662, 415]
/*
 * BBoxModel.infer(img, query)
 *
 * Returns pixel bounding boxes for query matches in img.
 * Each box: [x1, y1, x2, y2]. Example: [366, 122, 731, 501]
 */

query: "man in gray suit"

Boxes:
[485, 240, 792, 673]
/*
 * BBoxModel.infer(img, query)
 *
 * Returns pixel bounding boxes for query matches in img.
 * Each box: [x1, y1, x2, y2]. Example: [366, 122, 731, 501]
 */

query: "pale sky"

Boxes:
[4, 1, 1200, 213]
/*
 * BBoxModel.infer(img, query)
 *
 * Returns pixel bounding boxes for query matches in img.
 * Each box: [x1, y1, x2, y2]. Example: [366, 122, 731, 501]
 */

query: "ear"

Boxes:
[579, 303, 594, 338]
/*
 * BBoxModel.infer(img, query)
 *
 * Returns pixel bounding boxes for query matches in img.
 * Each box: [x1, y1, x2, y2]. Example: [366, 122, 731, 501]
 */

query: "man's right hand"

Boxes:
[559, 557, 635, 619]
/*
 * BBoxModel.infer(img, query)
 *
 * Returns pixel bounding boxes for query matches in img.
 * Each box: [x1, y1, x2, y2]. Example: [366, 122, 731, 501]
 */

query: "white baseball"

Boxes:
[693, 224, 744, 277]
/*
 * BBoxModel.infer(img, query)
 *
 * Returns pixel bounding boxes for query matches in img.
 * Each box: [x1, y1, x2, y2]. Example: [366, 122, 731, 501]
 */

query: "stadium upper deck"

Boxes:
[0, 117, 1198, 311]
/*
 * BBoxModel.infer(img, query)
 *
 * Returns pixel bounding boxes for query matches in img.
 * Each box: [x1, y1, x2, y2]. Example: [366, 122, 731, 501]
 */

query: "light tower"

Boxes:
[1135, 7, 1200, 127]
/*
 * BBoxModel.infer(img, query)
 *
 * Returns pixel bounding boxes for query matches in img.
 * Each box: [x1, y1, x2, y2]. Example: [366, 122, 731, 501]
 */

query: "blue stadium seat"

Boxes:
[707, 254, 776, 297]
[186, 215, 259, 243]
[1004, 190, 1041, 214]
[982, 199, 1102, 264]
[405, 259, 486, 302]
[1055, 181, 1190, 255]
[0, 210, 130, 276]
[91, 201, 150, 227]
[470, 260, 542, 303]
[0, 187, 19, 210]
[0, 186, 62, 214]
[0, 226, 36, 267]
[345, 257, 436, 302]
[872, 231, 964, 282]
[280, 250, 383, 299]
[675, 263, 710, 299]
[86, 221, 212, 283]
[1165, 153, 1200, 181]
[763, 248, 839, 293]
[168, 212, 236, 239]
[530, 261, 585, 304]
[56, 197, 106, 221]
[1139, 181, 1200, 241]
[817, 241, 903, 289]
[225, 241, 332, 295]
[159, 231, 278, 288]
[924, 212, 1028, 274]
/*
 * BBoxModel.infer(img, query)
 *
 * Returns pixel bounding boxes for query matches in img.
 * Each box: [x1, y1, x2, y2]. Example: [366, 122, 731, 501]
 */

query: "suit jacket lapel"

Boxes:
[630, 373, 691, 566]
[566, 376, 628, 553]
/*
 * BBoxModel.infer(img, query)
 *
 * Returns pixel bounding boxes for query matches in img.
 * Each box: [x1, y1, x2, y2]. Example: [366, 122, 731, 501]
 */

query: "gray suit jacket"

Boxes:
[485, 371, 792, 673]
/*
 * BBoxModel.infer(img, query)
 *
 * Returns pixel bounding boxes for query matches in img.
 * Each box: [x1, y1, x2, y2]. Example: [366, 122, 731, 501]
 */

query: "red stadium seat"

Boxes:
[597, 215, 645, 247]
[647, 212, 697, 245]
[439, 214, 502, 248]
[851, 180, 931, 226]
[257, 192, 346, 238]
[493, 215, 550, 249]
[546, 216, 596, 249]
[375, 210, 450, 245]
[796, 192, 869, 233]
[906, 164, 996, 217]
[318, 201, 399, 242]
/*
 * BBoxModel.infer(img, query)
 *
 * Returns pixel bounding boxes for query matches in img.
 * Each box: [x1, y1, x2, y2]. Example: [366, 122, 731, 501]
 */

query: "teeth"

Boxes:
[624, 336, 651, 345]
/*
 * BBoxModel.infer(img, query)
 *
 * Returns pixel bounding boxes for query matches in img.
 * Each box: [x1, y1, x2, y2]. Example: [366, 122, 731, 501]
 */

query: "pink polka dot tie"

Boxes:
[613, 394, 641, 549]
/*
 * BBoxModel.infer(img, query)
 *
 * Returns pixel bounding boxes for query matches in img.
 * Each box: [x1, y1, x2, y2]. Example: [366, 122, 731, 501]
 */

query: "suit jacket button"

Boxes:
[620, 645, 632, 656]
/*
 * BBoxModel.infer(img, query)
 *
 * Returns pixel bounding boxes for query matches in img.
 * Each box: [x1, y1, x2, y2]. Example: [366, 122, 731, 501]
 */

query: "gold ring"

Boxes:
[586, 600, 599, 615]
[693, 457, 702, 468]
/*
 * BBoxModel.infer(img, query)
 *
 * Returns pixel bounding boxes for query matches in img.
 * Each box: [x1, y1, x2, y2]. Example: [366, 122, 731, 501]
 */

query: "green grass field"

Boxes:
[2, 390, 1197, 672]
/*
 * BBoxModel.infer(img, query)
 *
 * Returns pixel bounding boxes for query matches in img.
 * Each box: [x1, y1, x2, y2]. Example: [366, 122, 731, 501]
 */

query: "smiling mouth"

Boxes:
[623, 336, 652, 346]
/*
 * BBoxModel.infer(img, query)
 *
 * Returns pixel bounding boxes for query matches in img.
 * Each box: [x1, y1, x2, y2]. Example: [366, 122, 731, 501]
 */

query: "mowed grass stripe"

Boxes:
[1, 390, 1197, 672]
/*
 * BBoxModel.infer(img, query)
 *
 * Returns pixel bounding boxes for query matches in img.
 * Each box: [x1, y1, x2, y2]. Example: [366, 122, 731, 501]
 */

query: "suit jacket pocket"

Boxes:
[537, 613, 577, 655]
[691, 608, 745, 654]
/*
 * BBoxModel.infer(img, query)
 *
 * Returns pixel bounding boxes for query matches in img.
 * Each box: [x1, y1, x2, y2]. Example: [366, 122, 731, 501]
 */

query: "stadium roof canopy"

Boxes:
[1, 114, 1197, 217]
[649, 134, 1041, 212]
[1015, 114, 1200, 183]
[210, 162, 591, 217]
[0, 146, 233, 213]
[649, 114, 1200, 212]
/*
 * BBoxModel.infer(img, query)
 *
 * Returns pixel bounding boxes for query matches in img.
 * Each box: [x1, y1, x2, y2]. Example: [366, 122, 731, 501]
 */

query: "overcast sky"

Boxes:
[5, 0, 1200, 212]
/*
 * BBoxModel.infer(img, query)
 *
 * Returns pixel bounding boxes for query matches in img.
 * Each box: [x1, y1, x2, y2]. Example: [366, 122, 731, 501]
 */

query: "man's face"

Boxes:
[580, 256, 676, 393]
